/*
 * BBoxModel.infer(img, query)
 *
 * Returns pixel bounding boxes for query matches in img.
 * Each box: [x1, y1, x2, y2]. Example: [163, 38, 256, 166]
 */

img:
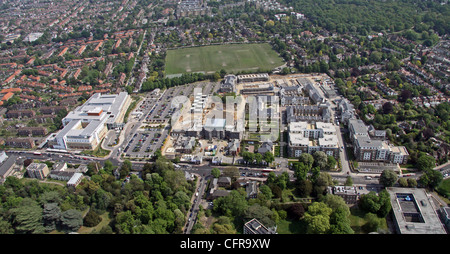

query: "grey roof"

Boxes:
[244, 218, 274, 234]
[0, 155, 17, 178]
[258, 140, 273, 154]
[355, 136, 383, 149]
[227, 139, 240, 151]
[386, 187, 447, 234]
[349, 119, 368, 135]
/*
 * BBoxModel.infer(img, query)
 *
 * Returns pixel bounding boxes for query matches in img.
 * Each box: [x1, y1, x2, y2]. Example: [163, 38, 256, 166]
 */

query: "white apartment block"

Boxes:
[288, 121, 340, 159]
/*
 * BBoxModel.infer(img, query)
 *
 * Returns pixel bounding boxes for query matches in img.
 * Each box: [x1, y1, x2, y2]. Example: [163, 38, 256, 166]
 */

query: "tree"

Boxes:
[377, 190, 392, 217]
[407, 178, 418, 188]
[399, 89, 412, 102]
[379, 169, 398, 187]
[313, 151, 328, 170]
[259, 185, 273, 200]
[303, 202, 332, 234]
[288, 203, 305, 220]
[265, 20, 275, 28]
[60, 209, 83, 232]
[345, 176, 353, 186]
[313, 172, 333, 197]
[297, 179, 313, 198]
[299, 153, 314, 169]
[83, 210, 102, 227]
[211, 168, 221, 178]
[358, 190, 391, 217]
[363, 213, 382, 233]
[211, 216, 236, 234]
[213, 190, 248, 217]
[120, 159, 132, 178]
[419, 169, 443, 189]
[382, 102, 394, 114]
[242, 151, 255, 164]
[263, 151, 275, 165]
[322, 194, 350, 217]
[42, 203, 61, 232]
[398, 177, 408, 187]
[294, 162, 309, 182]
[326, 155, 337, 170]
[213, 72, 221, 81]
[0, 219, 13, 234]
[11, 198, 45, 234]
[244, 204, 275, 228]
[358, 192, 381, 214]
[163, 169, 188, 192]
[254, 153, 263, 165]
[222, 166, 240, 181]
[103, 160, 114, 173]
[329, 207, 354, 234]
[416, 154, 436, 171]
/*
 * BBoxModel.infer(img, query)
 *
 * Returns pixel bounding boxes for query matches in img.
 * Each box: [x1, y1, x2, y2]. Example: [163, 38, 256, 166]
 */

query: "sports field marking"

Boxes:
[165, 43, 284, 75]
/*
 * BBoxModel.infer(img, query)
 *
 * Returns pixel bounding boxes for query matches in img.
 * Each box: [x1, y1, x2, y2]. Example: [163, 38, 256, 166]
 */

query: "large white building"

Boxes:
[288, 121, 340, 158]
[48, 92, 131, 150]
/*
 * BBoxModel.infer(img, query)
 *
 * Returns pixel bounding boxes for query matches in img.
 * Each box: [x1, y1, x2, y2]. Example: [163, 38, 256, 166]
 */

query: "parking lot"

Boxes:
[145, 81, 220, 123]
[145, 83, 194, 124]
[123, 126, 169, 158]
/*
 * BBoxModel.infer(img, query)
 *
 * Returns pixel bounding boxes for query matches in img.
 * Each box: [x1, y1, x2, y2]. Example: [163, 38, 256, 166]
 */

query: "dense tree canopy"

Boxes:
[0, 157, 196, 234]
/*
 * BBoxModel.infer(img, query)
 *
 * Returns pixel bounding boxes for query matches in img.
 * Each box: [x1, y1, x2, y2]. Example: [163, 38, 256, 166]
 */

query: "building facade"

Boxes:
[48, 92, 131, 150]
[288, 121, 340, 159]
[349, 119, 409, 164]
[27, 163, 49, 180]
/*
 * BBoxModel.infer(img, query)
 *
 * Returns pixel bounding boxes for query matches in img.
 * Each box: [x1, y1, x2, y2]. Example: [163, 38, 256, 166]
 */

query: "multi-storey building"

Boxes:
[349, 119, 409, 164]
[237, 73, 269, 83]
[48, 92, 131, 150]
[27, 163, 49, 180]
[288, 121, 340, 158]
[220, 74, 237, 93]
[243, 218, 276, 234]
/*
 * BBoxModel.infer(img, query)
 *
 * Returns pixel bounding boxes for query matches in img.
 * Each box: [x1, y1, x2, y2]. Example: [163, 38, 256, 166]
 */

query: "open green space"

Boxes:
[437, 178, 450, 201]
[165, 43, 285, 75]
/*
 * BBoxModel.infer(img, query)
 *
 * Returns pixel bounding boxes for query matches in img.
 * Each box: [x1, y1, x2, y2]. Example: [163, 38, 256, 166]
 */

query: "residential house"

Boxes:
[217, 176, 231, 188]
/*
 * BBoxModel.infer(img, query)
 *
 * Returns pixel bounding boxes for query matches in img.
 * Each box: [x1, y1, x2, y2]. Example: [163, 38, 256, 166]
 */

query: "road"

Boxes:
[184, 175, 208, 234]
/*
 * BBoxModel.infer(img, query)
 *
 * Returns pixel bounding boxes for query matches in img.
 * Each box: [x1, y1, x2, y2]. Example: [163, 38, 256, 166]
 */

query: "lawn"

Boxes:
[276, 218, 307, 234]
[77, 212, 111, 234]
[437, 178, 450, 202]
[349, 206, 388, 234]
[165, 43, 285, 76]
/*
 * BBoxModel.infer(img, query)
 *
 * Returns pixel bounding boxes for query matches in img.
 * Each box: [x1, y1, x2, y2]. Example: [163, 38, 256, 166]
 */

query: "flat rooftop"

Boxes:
[386, 187, 447, 234]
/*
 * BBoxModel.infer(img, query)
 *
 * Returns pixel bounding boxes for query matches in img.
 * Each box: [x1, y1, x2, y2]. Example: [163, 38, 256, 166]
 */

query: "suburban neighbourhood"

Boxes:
[0, 0, 449, 239]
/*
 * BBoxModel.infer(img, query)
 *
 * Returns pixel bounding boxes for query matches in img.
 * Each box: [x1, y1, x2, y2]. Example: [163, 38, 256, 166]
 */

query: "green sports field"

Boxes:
[164, 43, 285, 76]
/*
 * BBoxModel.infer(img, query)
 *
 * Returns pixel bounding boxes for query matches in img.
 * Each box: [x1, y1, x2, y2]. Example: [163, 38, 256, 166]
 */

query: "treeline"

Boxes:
[141, 72, 213, 92]
[281, 0, 449, 36]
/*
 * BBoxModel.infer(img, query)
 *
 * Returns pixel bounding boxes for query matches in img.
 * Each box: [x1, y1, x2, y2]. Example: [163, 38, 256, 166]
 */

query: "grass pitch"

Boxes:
[165, 43, 284, 76]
